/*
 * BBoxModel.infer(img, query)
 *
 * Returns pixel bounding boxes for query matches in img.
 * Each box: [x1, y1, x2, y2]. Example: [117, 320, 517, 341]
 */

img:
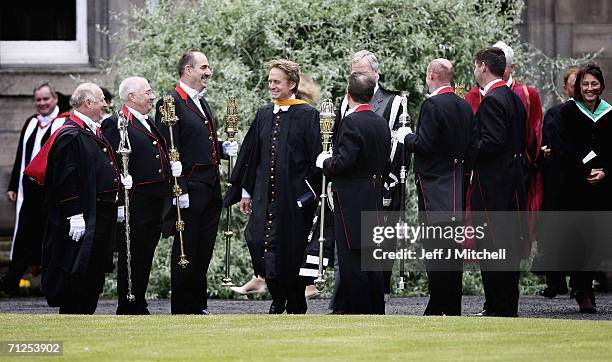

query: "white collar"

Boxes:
[374, 83, 380, 96]
[505, 75, 514, 88]
[126, 105, 148, 122]
[482, 78, 504, 95]
[345, 103, 368, 117]
[427, 85, 452, 98]
[73, 110, 99, 134]
[179, 81, 205, 101]
[273, 94, 296, 114]
[37, 106, 60, 127]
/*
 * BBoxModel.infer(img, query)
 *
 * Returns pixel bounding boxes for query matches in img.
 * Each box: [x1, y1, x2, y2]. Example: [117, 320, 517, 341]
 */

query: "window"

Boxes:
[0, 0, 88, 65]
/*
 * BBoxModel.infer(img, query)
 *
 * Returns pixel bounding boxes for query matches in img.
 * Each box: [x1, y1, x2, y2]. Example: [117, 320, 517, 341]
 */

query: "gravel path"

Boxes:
[1, 294, 610, 320]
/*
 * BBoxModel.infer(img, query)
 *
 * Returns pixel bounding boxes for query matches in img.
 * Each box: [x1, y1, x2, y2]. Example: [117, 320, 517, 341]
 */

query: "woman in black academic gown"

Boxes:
[558, 63, 612, 314]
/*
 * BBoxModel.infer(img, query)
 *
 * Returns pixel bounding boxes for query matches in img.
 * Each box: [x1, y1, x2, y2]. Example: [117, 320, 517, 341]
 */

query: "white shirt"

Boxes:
[126, 105, 151, 133]
[505, 75, 514, 88]
[272, 94, 296, 114]
[179, 81, 206, 116]
[37, 106, 59, 128]
[73, 110, 99, 135]
[29, 106, 60, 161]
[482, 78, 504, 95]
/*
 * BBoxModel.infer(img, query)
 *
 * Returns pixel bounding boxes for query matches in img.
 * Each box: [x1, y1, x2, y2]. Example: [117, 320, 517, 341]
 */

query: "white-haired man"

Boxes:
[101, 76, 177, 314]
[25, 82, 128, 314]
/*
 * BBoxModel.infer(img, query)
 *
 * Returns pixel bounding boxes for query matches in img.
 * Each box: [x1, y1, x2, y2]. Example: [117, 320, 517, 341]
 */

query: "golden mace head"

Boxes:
[319, 99, 335, 152]
[454, 83, 466, 99]
[224, 96, 239, 141]
[160, 95, 178, 127]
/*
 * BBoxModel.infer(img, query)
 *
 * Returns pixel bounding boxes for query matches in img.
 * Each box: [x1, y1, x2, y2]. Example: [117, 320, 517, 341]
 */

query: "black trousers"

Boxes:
[171, 182, 221, 314]
[3, 193, 46, 294]
[266, 278, 307, 314]
[58, 202, 116, 314]
[116, 187, 164, 314]
[336, 240, 384, 315]
[423, 238, 463, 316]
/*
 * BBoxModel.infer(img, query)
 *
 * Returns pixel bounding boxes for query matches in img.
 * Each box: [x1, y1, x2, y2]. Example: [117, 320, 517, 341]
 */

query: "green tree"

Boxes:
[104, 0, 593, 298]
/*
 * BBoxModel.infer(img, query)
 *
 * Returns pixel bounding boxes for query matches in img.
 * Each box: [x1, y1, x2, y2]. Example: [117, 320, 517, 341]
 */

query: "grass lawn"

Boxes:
[0, 314, 611, 361]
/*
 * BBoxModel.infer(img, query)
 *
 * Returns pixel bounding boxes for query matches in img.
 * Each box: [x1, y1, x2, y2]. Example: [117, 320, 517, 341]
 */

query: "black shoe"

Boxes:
[539, 286, 568, 299]
[199, 309, 211, 315]
[472, 309, 496, 317]
[269, 303, 285, 314]
[0, 276, 18, 296]
[579, 306, 597, 314]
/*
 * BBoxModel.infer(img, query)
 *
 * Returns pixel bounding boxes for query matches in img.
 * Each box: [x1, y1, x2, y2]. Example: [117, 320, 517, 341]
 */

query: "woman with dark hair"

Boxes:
[558, 63, 612, 313]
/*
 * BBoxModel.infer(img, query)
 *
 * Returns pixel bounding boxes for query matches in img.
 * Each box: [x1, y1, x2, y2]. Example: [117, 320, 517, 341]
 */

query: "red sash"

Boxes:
[24, 114, 85, 186]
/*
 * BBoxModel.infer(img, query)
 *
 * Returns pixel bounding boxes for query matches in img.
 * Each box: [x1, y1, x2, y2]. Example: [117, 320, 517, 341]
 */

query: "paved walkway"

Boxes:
[0, 294, 610, 320]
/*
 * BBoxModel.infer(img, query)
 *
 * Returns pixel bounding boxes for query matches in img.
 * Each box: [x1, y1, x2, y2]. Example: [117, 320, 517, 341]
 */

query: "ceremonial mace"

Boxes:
[160, 95, 189, 268]
[116, 109, 136, 302]
[314, 99, 335, 290]
[396, 94, 410, 290]
[221, 96, 239, 286]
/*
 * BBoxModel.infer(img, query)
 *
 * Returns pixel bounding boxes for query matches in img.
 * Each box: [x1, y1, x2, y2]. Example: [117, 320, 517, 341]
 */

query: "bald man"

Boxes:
[101, 77, 176, 314]
[24, 83, 126, 314]
[396, 59, 476, 315]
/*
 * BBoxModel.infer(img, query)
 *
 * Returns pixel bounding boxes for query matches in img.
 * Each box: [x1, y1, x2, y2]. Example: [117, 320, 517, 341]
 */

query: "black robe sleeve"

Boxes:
[323, 117, 360, 177]
[223, 111, 261, 207]
[8, 118, 33, 193]
[404, 100, 440, 154]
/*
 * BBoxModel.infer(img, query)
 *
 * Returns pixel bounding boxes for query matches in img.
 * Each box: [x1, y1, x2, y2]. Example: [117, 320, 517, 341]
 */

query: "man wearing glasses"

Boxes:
[102, 76, 176, 315]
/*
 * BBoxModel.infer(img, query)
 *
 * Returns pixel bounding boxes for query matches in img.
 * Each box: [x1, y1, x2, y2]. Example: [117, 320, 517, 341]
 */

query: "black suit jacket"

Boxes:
[102, 106, 171, 193]
[154, 84, 225, 194]
[323, 108, 391, 250]
[471, 84, 527, 212]
[405, 91, 476, 215]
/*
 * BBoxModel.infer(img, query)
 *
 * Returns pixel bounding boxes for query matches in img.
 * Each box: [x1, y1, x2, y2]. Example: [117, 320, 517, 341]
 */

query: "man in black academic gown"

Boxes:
[396, 58, 476, 316]
[225, 59, 321, 314]
[155, 51, 238, 315]
[317, 72, 391, 314]
[1, 82, 67, 295]
[470, 48, 527, 317]
[102, 76, 176, 315]
[24, 83, 126, 314]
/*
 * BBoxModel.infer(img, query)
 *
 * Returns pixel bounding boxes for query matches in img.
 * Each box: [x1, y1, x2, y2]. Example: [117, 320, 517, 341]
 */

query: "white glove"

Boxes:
[172, 193, 190, 209]
[222, 140, 239, 157]
[117, 206, 125, 223]
[68, 213, 86, 242]
[316, 151, 332, 169]
[395, 126, 413, 144]
[121, 174, 133, 190]
[170, 161, 182, 177]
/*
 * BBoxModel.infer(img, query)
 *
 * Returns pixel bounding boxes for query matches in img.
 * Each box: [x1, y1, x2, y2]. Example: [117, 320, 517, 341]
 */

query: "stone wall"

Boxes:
[519, 0, 612, 101]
